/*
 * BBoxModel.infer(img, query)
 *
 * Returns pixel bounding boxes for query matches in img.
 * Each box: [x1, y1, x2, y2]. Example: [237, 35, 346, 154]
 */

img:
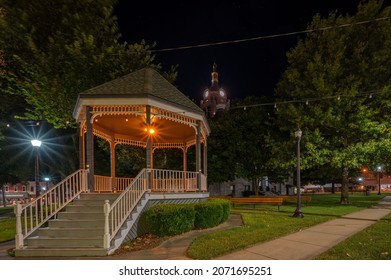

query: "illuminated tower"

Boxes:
[201, 63, 230, 117]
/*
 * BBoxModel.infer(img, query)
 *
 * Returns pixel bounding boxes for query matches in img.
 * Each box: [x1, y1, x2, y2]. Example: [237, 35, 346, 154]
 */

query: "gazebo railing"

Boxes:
[104, 169, 148, 249]
[14, 169, 88, 249]
[94, 175, 134, 192]
[151, 169, 200, 192]
[95, 170, 207, 193]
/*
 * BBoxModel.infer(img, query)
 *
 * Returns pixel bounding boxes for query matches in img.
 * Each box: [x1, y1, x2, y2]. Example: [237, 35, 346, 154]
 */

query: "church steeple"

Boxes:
[211, 63, 219, 88]
[200, 63, 230, 117]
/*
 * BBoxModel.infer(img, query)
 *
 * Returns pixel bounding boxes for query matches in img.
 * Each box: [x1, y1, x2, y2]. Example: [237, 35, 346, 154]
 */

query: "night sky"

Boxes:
[116, 0, 391, 103]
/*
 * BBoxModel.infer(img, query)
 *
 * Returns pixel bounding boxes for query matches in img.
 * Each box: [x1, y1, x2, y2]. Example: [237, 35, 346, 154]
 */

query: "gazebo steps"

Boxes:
[38, 227, 103, 238]
[57, 211, 104, 220]
[15, 190, 148, 258]
[48, 219, 104, 228]
[26, 236, 103, 248]
[15, 247, 108, 258]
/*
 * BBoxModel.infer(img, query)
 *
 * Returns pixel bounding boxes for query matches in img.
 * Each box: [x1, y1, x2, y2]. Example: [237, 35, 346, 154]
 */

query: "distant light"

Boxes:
[44, 177, 50, 181]
[358, 177, 363, 182]
[6, 124, 10, 128]
[377, 166, 382, 171]
[149, 128, 155, 135]
[31, 139, 42, 147]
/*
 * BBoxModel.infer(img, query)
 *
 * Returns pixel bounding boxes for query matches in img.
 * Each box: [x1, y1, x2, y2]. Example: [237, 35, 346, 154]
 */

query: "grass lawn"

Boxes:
[0, 217, 15, 243]
[0, 207, 13, 215]
[187, 194, 387, 259]
[316, 212, 391, 260]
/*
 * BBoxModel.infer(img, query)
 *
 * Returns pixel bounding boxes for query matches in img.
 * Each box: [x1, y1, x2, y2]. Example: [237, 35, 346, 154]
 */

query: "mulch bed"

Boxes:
[113, 233, 169, 255]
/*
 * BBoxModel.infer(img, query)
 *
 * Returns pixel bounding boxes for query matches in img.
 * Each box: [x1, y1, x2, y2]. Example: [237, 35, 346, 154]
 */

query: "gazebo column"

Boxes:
[110, 139, 116, 192]
[182, 145, 188, 190]
[203, 139, 207, 176]
[79, 127, 85, 169]
[196, 120, 201, 191]
[183, 145, 188, 172]
[146, 105, 152, 189]
[86, 106, 94, 192]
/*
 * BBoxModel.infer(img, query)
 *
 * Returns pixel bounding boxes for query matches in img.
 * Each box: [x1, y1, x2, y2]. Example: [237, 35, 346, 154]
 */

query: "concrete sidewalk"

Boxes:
[214, 196, 391, 260]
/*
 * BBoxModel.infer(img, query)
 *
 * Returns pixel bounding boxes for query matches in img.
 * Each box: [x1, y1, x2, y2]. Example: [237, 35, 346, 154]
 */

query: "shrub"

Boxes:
[194, 201, 223, 229]
[208, 198, 231, 223]
[145, 204, 195, 236]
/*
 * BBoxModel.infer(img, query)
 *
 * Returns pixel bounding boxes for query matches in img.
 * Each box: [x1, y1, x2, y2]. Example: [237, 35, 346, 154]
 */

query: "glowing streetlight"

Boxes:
[293, 128, 304, 218]
[31, 139, 42, 198]
[377, 166, 382, 195]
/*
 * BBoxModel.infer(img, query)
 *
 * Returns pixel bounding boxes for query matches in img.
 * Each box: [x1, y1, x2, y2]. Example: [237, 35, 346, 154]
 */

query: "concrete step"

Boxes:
[38, 227, 103, 238]
[79, 193, 120, 201]
[15, 247, 108, 257]
[57, 212, 104, 220]
[27, 236, 103, 248]
[66, 205, 103, 212]
[49, 219, 104, 229]
[72, 199, 109, 206]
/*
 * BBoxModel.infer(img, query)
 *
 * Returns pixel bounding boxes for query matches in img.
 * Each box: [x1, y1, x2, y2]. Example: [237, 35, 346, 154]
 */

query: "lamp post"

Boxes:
[377, 166, 382, 195]
[293, 128, 304, 218]
[31, 139, 42, 199]
[44, 177, 50, 192]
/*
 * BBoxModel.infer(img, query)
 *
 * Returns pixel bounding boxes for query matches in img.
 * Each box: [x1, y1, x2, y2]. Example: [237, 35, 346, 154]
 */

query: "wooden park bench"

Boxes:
[230, 197, 284, 211]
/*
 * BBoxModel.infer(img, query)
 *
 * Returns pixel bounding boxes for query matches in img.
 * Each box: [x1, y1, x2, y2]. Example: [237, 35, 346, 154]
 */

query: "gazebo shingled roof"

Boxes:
[74, 67, 203, 116]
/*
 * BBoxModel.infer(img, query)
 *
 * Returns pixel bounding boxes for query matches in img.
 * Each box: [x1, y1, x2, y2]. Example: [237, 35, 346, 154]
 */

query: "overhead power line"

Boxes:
[153, 17, 391, 53]
[229, 88, 391, 110]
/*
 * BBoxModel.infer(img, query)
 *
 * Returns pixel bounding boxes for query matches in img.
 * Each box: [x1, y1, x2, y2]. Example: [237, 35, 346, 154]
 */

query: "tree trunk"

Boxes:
[1, 186, 6, 207]
[331, 182, 335, 194]
[340, 167, 349, 204]
[253, 177, 259, 196]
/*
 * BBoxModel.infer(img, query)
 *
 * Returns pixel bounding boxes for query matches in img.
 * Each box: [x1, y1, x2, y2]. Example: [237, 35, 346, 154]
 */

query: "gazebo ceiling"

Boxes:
[93, 114, 196, 145]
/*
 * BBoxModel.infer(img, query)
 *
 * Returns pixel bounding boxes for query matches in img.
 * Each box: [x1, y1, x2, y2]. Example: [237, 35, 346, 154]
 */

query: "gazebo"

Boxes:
[14, 68, 211, 257]
[73, 67, 210, 193]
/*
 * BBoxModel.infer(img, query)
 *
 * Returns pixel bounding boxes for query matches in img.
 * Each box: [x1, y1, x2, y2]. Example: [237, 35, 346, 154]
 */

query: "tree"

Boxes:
[0, 0, 170, 129]
[275, 0, 391, 204]
[207, 96, 274, 195]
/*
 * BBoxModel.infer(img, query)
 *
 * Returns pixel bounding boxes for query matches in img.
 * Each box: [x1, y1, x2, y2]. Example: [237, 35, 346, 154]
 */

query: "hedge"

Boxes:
[145, 204, 195, 236]
[145, 198, 231, 236]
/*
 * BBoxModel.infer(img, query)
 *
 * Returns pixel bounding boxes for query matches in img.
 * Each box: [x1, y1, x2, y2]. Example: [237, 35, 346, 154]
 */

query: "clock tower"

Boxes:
[201, 63, 230, 117]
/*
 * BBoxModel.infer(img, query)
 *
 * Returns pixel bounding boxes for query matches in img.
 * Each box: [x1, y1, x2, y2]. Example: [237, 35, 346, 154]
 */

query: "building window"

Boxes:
[22, 185, 26, 192]
[4, 185, 9, 192]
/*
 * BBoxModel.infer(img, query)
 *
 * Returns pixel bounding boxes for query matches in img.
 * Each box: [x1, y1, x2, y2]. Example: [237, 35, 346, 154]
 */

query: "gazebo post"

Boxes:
[203, 139, 207, 176]
[196, 120, 201, 191]
[182, 145, 188, 189]
[146, 105, 152, 190]
[79, 127, 85, 169]
[86, 106, 94, 192]
[110, 139, 116, 192]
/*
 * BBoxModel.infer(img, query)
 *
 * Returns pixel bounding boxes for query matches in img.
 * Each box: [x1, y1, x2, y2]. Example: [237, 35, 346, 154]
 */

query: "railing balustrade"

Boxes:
[104, 169, 148, 249]
[115, 177, 134, 191]
[151, 169, 199, 192]
[94, 175, 112, 192]
[14, 169, 88, 249]
[94, 175, 134, 192]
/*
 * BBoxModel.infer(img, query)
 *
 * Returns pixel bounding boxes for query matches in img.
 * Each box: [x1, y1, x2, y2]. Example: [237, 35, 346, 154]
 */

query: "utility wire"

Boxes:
[153, 17, 391, 52]
[230, 88, 391, 110]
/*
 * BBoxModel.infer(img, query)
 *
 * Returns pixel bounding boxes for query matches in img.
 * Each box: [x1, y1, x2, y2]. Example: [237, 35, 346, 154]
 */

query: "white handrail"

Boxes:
[14, 169, 88, 249]
[104, 169, 148, 248]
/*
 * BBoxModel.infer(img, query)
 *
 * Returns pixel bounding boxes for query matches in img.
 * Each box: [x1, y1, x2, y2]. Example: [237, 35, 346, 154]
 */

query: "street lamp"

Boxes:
[293, 128, 304, 218]
[377, 166, 382, 195]
[44, 177, 50, 192]
[31, 139, 42, 199]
